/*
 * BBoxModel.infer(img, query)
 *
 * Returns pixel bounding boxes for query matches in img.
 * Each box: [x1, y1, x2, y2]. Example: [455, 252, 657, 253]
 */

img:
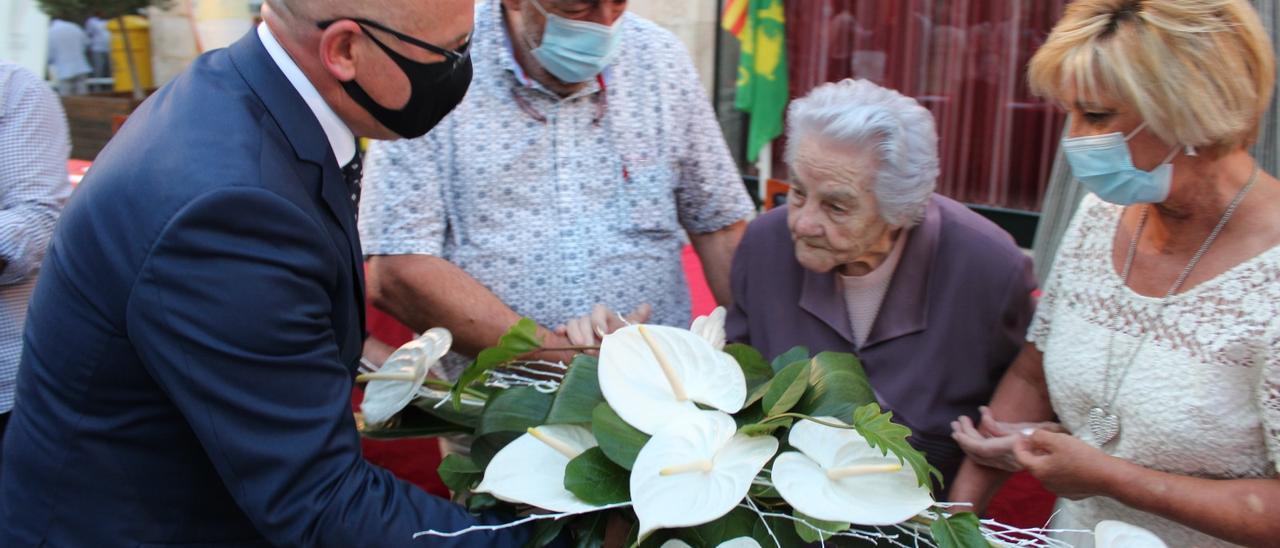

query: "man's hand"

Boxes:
[555, 303, 653, 350]
[1013, 429, 1119, 500]
[951, 406, 1065, 472]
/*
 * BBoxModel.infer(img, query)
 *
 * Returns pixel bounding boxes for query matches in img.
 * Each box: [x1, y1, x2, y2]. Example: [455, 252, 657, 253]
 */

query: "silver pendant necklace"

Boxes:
[1091, 165, 1260, 447]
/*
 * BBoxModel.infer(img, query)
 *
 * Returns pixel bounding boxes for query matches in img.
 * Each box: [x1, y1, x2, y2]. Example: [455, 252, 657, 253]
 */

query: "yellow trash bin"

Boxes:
[108, 15, 154, 93]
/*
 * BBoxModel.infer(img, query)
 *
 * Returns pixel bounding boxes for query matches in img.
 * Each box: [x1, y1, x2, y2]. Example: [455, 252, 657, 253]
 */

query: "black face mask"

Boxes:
[318, 18, 473, 139]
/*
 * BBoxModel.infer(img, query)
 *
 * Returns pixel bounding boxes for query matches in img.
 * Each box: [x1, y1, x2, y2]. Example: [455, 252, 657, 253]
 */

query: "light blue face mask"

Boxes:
[527, 0, 623, 83]
[1061, 122, 1182, 205]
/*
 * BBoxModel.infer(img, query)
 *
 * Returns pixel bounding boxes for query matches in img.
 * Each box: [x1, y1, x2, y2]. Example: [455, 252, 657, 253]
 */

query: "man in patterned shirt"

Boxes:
[360, 0, 754, 371]
[0, 62, 71, 444]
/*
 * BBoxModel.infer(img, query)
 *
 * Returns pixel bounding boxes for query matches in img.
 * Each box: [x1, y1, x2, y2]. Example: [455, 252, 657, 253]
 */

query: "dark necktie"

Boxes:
[341, 143, 363, 218]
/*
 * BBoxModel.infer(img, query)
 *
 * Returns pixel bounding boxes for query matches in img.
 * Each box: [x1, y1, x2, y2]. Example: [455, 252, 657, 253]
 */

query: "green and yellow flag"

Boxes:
[723, 0, 788, 163]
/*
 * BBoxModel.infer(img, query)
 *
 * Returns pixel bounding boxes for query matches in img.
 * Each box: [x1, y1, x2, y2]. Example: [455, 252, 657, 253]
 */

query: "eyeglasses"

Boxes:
[316, 18, 471, 70]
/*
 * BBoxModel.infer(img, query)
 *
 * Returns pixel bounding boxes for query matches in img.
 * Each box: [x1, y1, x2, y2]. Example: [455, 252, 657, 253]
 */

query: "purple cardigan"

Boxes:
[726, 195, 1035, 488]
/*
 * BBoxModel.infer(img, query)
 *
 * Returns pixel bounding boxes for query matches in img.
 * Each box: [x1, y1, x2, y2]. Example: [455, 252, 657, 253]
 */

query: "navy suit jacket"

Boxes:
[0, 31, 527, 547]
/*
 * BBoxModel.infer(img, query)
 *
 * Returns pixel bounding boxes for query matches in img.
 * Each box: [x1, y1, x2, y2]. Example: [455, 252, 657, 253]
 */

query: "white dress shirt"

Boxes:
[257, 23, 355, 167]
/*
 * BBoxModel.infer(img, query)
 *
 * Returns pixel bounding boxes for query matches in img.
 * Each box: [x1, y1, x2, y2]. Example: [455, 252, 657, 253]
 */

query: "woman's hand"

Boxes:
[1013, 429, 1120, 500]
[951, 406, 1065, 472]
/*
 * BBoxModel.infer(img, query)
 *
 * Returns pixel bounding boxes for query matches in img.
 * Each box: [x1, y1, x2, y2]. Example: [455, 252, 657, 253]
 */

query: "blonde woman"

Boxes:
[949, 1, 1280, 546]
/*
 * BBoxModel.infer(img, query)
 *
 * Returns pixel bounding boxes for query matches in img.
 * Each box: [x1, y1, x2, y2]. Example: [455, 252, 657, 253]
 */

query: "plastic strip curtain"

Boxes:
[784, 0, 1067, 211]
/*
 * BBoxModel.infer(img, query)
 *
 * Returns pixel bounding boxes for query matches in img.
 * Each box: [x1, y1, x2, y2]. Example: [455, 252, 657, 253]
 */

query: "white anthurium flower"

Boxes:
[660, 538, 760, 548]
[1094, 520, 1168, 548]
[360, 328, 453, 426]
[630, 411, 778, 538]
[598, 324, 745, 435]
[771, 417, 933, 526]
[473, 424, 601, 513]
[690, 306, 727, 350]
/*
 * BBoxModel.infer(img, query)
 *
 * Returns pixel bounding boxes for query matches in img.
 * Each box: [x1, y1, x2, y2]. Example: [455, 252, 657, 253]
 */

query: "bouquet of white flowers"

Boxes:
[357, 310, 1160, 548]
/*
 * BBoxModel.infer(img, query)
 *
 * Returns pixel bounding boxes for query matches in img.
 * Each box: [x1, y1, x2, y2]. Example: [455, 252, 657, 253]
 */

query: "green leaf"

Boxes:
[930, 512, 988, 548]
[724, 343, 773, 392]
[526, 517, 569, 548]
[436, 454, 482, 494]
[410, 393, 484, 429]
[358, 401, 473, 439]
[546, 355, 603, 425]
[794, 351, 876, 423]
[572, 511, 609, 548]
[677, 506, 758, 547]
[452, 318, 542, 407]
[477, 386, 554, 436]
[738, 417, 791, 437]
[763, 359, 810, 416]
[732, 402, 765, 430]
[742, 378, 768, 409]
[793, 510, 849, 543]
[852, 402, 944, 490]
[747, 482, 780, 500]
[563, 447, 631, 505]
[470, 431, 521, 469]
[466, 492, 499, 512]
[770, 346, 809, 373]
[590, 402, 650, 470]
[749, 511, 807, 547]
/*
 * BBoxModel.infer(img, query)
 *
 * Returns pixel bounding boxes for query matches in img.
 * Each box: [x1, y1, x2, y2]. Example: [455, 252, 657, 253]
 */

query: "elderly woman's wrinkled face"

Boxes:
[786, 138, 897, 275]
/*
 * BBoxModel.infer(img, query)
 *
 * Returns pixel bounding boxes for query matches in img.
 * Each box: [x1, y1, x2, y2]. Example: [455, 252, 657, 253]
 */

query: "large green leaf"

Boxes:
[546, 355, 603, 425]
[763, 359, 811, 416]
[526, 517, 569, 548]
[794, 352, 876, 423]
[451, 318, 542, 407]
[672, 506, 806, 547]
[572, 511, 609, 548]
[676, 506, 758, 547]
[724, 343, 773, 392]
[793, 510, 849, 543]
[410, 393, 484, 429]
[564, 447, 631, 505]
[852, 403, 943, 489]
[466, 492, 499, 512]
[470, 431, 521, 469]
[930, 512, 988, 548]
[590, 403, 650, 470]
[477, 386, 554, 436]
[770, 346, 810, 373]
[436, 454, 482, 494]
[358, 402, 473, 439]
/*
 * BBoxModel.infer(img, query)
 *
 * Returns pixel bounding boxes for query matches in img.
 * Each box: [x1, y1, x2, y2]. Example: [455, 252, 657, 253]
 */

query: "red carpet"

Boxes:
[356, 248, 1054, 525]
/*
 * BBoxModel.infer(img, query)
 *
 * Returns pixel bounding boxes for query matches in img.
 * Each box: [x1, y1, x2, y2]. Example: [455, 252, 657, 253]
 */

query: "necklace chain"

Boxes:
[1099, 165, 1261, 414]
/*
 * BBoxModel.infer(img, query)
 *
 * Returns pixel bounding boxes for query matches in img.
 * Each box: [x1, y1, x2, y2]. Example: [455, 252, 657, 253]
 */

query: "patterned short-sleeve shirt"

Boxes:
[359, 0, 753, 345]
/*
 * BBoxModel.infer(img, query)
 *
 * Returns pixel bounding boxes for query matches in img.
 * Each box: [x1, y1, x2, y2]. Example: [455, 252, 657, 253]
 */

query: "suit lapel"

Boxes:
[227, 30, 367, 343]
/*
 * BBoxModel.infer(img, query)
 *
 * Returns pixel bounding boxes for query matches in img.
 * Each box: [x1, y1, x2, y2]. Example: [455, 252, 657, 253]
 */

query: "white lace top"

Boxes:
[1029, 194, 1280, 548]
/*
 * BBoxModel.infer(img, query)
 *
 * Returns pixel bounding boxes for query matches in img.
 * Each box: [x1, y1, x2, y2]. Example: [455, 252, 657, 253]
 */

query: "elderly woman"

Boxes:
[950, 1, 1280, 546]
[725, 79, 1036, 490]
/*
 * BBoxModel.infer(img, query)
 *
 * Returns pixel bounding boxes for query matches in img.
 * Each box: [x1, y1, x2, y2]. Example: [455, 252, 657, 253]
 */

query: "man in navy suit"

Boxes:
[0, 1, 531, 545]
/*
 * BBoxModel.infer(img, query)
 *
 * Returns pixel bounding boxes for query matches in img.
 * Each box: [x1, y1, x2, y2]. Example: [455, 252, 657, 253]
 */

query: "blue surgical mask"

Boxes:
[1061, 122, 1181, 205]
[527, 0, 623, 83]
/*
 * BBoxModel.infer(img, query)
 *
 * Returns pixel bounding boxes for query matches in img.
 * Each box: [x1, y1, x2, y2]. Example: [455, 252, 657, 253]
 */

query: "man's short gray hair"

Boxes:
[784, 79, 939, 228]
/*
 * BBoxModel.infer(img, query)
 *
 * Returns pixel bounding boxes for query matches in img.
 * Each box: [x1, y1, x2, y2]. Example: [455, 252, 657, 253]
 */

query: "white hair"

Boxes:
[784, 79, 939, 228]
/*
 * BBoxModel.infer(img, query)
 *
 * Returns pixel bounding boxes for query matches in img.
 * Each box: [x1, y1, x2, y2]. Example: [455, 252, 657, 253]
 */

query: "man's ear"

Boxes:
[317, 20, 362, 82]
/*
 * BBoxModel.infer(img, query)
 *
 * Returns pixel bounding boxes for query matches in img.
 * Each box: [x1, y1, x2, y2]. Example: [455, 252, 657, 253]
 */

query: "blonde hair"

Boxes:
[1028, 0, 1275, 153]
